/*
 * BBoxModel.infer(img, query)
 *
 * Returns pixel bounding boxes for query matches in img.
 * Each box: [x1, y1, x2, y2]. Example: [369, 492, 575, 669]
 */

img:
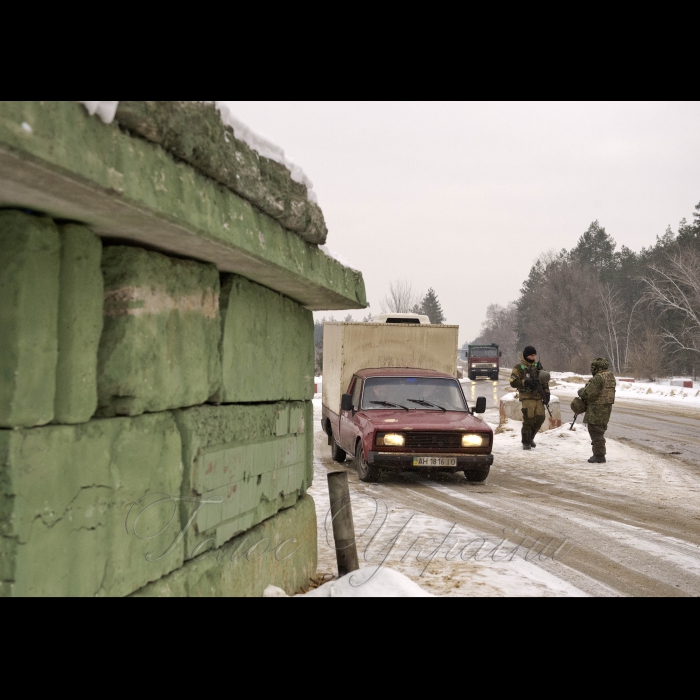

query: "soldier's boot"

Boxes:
[522, 429, 532, 451]
[530, 440, 537, 448]
[587, 455, 606, 463]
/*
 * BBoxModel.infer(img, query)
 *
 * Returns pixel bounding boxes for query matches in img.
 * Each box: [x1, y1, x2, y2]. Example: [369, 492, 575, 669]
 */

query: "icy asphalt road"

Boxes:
[311, 380, 700, 596]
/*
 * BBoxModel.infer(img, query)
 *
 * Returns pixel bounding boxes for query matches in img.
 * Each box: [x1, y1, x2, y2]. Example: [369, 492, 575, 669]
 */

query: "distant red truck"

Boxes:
[321, 321, 493, 483]
[467, 343, 501, 381]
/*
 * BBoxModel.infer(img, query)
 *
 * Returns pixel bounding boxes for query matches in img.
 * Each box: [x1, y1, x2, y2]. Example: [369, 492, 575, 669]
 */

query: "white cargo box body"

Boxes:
[322, 322, 459, 415]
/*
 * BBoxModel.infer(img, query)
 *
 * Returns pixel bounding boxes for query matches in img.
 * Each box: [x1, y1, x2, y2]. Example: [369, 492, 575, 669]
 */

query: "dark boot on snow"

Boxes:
[530, 440, 537, 448]
[587, 455, 606, 463]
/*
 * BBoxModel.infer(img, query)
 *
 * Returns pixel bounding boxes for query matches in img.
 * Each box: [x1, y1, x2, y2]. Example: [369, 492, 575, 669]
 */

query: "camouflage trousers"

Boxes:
[588, 424, 608, 456]
[521, 400, 545, 444]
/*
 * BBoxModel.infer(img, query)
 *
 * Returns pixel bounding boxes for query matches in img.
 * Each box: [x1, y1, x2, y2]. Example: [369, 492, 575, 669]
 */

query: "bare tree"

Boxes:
[643, 247, 700, 355]
[380, 280, 423, 314]
[597, 282, 643, 374]
[478, 303, 519, 366]
[628, 324, 668, 381]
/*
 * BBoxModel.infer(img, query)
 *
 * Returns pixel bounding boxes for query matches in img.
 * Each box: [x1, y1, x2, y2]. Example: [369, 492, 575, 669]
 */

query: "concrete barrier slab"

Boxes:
[97, 246, 221, 417]
[0, 210, 60, 428]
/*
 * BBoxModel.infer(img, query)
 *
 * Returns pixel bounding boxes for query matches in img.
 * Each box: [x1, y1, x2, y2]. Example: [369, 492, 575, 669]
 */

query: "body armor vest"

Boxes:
[519, 362, 541, 400]
[588, 370, 616, 405]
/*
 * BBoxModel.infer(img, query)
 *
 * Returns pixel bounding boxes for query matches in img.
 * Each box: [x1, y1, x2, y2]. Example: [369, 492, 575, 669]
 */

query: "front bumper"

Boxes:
[368, 452, 493, 471]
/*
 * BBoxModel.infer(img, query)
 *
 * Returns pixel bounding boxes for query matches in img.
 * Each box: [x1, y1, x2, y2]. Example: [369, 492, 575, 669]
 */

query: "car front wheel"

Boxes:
[464, 467, 490, 482]
[356, 443, 380, 483]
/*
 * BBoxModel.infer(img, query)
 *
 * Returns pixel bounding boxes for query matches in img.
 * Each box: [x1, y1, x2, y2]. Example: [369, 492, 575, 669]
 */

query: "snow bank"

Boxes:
[301, 566, 434, 597]
[550, 373, 700, 409]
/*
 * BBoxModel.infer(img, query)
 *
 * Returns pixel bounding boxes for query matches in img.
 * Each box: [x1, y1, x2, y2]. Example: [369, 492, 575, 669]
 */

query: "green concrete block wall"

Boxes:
[214, 274, 314, 403]
[175, 401, 313, 556]
[54, 224, 104, 424]
[0, 211, 60, 428]
[0, 413, 184, 597]
[0, 102, 367, 311]
[98, 246, 222, 417]
[132, 495, 317, 597]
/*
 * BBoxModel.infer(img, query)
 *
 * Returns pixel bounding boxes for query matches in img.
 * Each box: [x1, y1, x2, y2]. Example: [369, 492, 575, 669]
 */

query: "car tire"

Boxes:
[469, 372, 476, 381]
[331, 439, 346, 463]
[356, 442, 380, 483]
[464, 467, 490, 482]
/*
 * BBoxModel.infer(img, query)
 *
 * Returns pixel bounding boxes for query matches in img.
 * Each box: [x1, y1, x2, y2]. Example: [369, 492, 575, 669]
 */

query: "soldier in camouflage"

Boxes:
[578, 357, 616, 463]
[510, 345, 551, 451]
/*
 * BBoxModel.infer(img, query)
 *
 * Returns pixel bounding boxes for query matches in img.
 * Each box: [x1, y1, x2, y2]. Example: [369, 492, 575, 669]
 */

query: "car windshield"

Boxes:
[361, 377, 467, 411]
[471, 347, 497, 357]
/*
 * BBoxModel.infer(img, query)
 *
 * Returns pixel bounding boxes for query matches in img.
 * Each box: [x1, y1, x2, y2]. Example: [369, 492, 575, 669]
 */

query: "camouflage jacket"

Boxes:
[578, 371, 616, 426]
[510, 355, 550, 402]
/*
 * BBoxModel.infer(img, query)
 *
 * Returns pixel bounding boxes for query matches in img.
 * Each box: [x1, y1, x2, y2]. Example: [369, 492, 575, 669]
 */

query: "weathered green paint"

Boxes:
[0, 211, 60, 428]
[214, 274, 314, 404]
[131, 495, 317, 597]
[0, 101, 366, 311]
[97, 246, 221, 417]
[174, 401, 313, 555]
[115, 101, 327, 244]
[0, 413, 184, 597]
[54, 224, 103, 424]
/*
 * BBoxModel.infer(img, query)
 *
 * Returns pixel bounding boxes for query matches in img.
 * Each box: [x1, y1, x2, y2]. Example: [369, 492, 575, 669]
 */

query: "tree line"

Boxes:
[468, 200, 700, 378]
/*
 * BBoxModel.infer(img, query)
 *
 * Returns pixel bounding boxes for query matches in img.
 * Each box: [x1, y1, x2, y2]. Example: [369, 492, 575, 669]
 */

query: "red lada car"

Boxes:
[322, 368, 492, 483]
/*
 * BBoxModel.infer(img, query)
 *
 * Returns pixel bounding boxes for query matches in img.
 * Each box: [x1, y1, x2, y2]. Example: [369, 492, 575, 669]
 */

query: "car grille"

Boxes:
[405, 432, 463, 449]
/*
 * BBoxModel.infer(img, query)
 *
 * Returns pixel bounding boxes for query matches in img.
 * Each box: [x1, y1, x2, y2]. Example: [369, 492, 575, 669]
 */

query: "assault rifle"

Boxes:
[569, 414, 578, 430]
[524, 366, 553, 419]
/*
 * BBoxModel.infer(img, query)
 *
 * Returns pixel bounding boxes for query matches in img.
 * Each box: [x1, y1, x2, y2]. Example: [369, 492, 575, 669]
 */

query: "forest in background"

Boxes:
[468, 200, 700, 378]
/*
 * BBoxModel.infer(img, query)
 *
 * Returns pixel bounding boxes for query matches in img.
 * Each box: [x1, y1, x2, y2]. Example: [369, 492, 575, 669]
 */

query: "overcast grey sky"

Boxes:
[221, 101, 700, 345]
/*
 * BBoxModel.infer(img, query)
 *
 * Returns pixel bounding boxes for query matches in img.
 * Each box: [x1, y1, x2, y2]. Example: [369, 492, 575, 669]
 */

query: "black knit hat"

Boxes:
[523, 346, 537, 358]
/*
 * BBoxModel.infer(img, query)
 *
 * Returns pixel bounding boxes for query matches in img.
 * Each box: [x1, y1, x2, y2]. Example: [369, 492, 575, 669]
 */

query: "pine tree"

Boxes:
[420, 288, 445, 324]
[570, 220, 618, 270]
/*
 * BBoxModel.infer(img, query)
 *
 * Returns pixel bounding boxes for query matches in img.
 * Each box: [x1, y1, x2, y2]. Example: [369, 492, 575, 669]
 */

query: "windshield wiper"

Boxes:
[407, 398, 447, 411]
[370, 400, 409, 410]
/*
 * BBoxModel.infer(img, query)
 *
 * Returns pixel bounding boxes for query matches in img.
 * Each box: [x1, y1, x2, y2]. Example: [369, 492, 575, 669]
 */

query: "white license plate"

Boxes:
[412, 456, 457, 467]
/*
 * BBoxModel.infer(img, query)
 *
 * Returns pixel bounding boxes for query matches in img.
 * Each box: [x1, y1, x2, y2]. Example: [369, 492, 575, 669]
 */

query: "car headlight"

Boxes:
[376, 433, 405, 447]
[462, 433, 486, 447]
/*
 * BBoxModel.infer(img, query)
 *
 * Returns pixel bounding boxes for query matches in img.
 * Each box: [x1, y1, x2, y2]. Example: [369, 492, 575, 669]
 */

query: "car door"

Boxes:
[340, 376, 362, 453]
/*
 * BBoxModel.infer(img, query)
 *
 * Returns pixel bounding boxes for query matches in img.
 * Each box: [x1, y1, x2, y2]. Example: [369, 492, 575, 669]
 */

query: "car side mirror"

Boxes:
[341, 394, 353, 412]
[472, 396, 486, 414]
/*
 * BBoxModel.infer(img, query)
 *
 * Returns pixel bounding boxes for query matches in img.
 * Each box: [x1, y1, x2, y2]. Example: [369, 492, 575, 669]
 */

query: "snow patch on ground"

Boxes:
[550, 373, 700, 409]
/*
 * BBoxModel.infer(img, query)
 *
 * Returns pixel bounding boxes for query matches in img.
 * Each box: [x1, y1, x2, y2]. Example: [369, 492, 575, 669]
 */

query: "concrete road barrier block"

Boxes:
[214, 273, 313, 403]
[0, 413, 184, 597]
[131, 495, 317, 597]
[499, 393, 562, 432]
[98, 246, 221, 417]
[0, 211, 60, 428]
[670, 379, 693, 388]
[174, 401, 313, 557]
[54, 224, 104, 424]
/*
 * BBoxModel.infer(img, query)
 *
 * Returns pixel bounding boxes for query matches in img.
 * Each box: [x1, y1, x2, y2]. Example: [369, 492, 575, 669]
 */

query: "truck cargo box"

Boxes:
[322, 322, 459, 415]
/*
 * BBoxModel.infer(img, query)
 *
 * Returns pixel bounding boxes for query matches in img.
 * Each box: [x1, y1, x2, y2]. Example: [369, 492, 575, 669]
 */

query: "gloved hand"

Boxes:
[543, 391, 551, 406]
[525, 378, 540, 392]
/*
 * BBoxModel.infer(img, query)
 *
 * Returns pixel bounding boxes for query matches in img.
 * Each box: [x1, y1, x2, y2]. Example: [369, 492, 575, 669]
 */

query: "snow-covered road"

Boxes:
[309, 396, 700, 597]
